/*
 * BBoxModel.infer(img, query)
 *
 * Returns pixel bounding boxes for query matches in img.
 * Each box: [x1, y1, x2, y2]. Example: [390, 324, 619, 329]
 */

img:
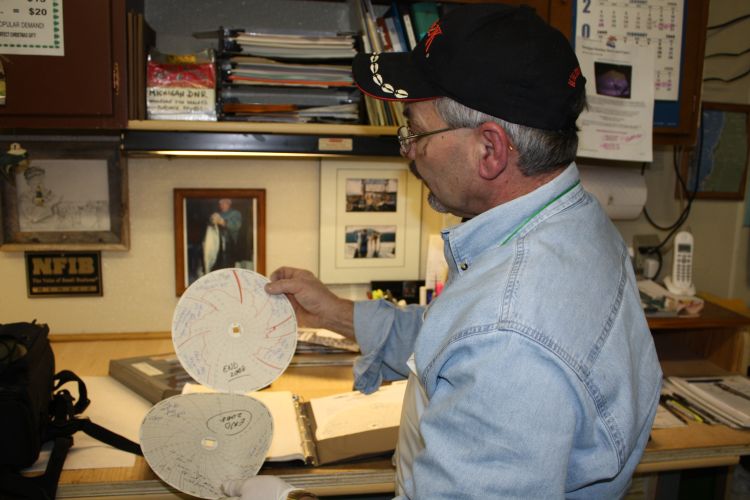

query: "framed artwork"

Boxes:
[681, 102, 750, 200]
[174, 188, 266, 295]
[319, 160, 422, 284]
[0, 138, 129, 251]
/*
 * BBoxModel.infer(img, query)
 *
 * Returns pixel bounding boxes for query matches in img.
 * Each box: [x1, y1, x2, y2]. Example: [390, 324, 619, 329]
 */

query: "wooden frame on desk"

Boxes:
[173, 188, 266, 295]
[0, 137, 129, 251]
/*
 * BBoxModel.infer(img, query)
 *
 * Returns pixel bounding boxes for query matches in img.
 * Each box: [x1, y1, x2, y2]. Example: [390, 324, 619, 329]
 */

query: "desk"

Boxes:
[51, 334, 395, 499]
[50, 299, 750, 499]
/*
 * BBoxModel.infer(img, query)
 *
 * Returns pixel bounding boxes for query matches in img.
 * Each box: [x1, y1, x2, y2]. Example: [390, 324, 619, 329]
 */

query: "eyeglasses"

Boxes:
[397, 125, 456, 155]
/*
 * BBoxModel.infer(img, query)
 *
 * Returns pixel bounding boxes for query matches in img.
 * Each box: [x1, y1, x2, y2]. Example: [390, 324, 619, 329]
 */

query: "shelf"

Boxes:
[123, 120, 401, 157]
[648, 301, 750, 331]
[127, 120, 397, 136]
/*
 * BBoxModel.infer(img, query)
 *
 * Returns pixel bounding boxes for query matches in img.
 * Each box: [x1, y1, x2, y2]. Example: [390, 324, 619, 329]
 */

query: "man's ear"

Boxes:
[477, 122, 512, 180]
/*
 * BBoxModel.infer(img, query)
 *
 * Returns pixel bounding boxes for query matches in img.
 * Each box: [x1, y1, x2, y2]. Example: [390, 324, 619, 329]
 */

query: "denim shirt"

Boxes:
[352, 163, 662, 499]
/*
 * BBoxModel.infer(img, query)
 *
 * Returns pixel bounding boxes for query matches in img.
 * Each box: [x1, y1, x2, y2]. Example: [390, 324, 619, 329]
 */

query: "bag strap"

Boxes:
[0, 437, 72, 500]
[52, 370, 90, 415]
[47, 370, 143, 456]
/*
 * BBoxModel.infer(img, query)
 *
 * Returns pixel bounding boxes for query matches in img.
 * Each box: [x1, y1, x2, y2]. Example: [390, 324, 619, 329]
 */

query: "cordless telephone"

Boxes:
[664, 231, 696, 296]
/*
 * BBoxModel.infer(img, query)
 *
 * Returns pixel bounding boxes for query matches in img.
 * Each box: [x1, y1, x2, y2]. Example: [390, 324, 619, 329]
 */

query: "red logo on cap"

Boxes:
[424, 21, 443, 55]
[568, 67, 581, 88]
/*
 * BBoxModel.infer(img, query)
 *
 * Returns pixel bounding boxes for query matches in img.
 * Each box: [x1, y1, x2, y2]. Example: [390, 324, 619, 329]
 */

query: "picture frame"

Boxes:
[680, 102, 750, 200]
[319, 159, 422, 284]
[174, 188, 266, 295]
[0, 137, 129, 251]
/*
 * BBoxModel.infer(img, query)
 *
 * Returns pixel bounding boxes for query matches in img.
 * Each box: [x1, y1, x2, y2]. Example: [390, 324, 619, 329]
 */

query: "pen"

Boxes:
[662, 396, 703, 423]
[659, 396, 688, 424]
[669, 393, 719, 424]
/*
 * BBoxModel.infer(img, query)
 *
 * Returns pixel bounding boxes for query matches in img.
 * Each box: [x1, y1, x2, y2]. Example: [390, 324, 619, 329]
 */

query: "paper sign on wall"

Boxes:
[0, 0, 65, 56]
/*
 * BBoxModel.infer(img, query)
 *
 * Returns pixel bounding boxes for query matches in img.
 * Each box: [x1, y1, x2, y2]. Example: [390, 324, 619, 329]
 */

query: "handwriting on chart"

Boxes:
[140, 393, 272, 499]
[173, 269, 296, 391]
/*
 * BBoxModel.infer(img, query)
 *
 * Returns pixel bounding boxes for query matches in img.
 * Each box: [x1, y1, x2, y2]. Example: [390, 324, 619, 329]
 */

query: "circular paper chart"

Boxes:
[172, 268, 297, 393]
[140, 393, 273, 499]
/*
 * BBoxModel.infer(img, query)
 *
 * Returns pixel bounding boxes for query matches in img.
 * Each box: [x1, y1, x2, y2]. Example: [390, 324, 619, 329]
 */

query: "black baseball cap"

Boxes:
[352, 4, 586, 131]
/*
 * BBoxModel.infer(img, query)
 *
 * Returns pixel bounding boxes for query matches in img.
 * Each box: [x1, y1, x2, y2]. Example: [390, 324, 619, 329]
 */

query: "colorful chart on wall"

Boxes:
[172, 268, 297, 393]
[140, 392, 273, 499]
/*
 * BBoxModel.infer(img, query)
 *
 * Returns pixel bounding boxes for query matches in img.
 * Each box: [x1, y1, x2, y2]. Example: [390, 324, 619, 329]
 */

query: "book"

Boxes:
[110, 351, 359, 403]
[109, 353, 194, 404]
[109, 353, 195, 404]
[109, 329, 360, 404]
[410, 2, 440, 43]
[398, 4, 418, 50]
[183, 380, 406, 465]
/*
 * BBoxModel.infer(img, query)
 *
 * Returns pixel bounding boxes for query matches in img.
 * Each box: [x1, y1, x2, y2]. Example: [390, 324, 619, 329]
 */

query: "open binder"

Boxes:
[183, 381, 406, 465]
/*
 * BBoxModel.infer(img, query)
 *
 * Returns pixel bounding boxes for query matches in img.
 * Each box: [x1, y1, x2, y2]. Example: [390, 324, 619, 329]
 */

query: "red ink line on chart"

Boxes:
[175, 329, 211, 350]
[253, 353, 282, 370]
[199, 287, 241, 307]
[266, 316, 292, 332]
[232, 270, 243, 304]
[265, 316, 295, 337]
[182, 295, 219, 312]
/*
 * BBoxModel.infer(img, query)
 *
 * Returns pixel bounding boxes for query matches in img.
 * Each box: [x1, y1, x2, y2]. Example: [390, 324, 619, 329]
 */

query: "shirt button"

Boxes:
[460, 262, 469, 271]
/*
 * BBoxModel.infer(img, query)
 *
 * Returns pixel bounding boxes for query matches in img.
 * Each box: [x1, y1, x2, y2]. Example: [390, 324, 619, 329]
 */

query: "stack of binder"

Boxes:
[216, 28, 361, 123]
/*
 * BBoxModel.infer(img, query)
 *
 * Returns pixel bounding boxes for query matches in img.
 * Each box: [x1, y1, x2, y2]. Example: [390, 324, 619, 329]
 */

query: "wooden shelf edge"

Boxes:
[127, 120, 398, 137]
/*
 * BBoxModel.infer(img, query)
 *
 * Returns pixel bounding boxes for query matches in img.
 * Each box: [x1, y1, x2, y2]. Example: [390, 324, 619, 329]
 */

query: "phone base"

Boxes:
[664, 276, 696, 297]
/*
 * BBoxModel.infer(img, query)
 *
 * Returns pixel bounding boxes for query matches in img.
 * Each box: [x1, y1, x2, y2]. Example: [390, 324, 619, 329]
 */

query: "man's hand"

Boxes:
[222, 476, 315, 500]
[265, 267, 354, 338]
[210, 212, 224, 225]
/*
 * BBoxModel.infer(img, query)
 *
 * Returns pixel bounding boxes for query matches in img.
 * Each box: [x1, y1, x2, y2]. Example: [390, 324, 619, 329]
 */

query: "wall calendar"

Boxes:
[575, 0, 685, 102]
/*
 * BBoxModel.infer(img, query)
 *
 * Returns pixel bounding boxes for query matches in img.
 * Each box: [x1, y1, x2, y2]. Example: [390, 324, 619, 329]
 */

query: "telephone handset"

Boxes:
[664, 231, 696, 296]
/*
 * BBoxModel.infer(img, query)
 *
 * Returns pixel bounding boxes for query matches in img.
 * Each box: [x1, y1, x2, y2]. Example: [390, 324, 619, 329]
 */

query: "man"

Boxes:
[204, 198, 242, 272]
[224, 4, 661, 499]
[18, 165, 62, 226]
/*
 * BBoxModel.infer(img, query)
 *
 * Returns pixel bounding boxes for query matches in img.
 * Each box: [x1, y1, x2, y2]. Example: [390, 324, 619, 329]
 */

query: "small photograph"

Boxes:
[345, 225, 396, 259]
[594, 62, 632, 99]
[346, 178, 398, 212]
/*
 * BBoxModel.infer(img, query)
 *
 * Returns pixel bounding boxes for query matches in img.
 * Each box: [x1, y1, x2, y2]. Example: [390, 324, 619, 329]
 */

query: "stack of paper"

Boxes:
[223, 30, 357, 60]
[216, 29, 360, 123]
[224, 56, 353, 88]
[297, 327, 360, 353]
[664, 375, 750, 428]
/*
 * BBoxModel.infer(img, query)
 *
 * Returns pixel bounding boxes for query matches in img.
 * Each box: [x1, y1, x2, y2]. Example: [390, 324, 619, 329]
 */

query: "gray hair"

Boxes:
[433, 96, 585, 176]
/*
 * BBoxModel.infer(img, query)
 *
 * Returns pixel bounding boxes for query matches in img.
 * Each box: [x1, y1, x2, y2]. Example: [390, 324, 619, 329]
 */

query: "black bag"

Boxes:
[0, 321, 142, 500]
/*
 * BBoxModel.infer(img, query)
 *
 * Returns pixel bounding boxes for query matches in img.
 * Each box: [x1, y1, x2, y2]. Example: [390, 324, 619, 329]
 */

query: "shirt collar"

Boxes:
[442, 162, 582, 274]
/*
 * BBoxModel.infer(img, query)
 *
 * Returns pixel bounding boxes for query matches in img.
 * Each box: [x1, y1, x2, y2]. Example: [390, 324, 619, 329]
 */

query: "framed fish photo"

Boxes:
[173, 188, 266, 295]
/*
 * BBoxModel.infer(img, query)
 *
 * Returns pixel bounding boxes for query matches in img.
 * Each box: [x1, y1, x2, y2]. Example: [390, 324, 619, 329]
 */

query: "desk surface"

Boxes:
[50, 330, 750, 498]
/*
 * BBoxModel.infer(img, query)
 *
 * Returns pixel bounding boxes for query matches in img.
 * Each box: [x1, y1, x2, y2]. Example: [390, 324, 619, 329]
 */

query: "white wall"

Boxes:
[0, 147, 745, 334]
[0, 155, 451, 334]
[0, 157, 323, 333]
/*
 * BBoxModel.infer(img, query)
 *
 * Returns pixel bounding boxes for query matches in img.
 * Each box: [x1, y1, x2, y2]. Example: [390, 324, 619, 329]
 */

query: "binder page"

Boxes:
[183, 383, 305, 461]
[310, 381, 407, 440]
[249, 390, 306, 461]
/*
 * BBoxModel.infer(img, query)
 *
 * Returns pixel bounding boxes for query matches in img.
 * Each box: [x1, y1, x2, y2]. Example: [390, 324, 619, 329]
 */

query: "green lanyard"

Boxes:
[500, 181, 580, 246]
